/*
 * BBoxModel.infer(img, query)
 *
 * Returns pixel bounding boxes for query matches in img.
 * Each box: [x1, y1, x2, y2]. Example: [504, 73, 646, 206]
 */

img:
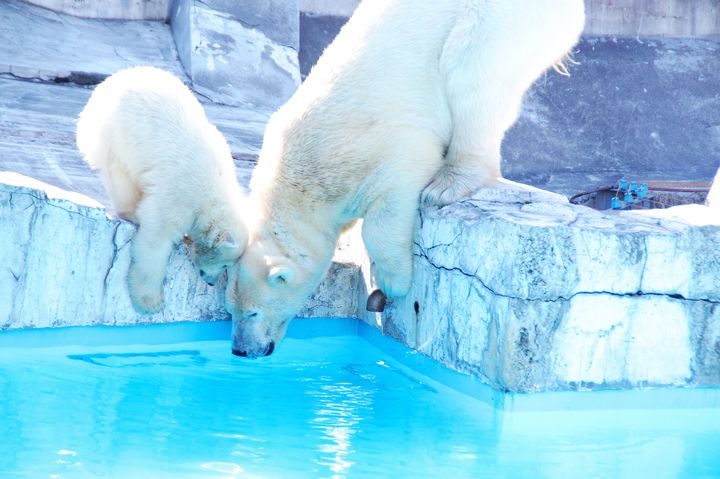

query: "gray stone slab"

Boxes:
[299, 12, 348, 79]
[0, 0, 184, 82]
[22, 0, 171, 20]
[201, 0, 299, 49]
[170, 0, 300, 110]
[585, 0, 720, 36]
[503, 36, 720, 197]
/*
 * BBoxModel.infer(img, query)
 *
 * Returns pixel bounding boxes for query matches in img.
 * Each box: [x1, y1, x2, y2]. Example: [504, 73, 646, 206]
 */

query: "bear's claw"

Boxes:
[366, 289, 387, 312]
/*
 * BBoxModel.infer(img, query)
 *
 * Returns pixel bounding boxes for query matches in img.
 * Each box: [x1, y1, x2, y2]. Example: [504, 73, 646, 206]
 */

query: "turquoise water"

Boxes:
[0, 319, 718, 479]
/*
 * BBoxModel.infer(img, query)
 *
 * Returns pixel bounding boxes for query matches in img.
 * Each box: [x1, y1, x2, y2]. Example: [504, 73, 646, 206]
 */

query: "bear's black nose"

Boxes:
[231, 348, 247, 357]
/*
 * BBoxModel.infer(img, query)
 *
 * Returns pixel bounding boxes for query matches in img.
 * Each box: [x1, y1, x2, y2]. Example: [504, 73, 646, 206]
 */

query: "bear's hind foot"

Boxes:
[421, 167, 496, 206]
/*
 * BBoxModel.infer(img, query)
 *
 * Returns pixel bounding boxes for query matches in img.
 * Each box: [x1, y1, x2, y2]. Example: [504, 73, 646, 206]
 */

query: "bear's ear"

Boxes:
[268, 265, 294, 286]
[218, 238, 246, 259]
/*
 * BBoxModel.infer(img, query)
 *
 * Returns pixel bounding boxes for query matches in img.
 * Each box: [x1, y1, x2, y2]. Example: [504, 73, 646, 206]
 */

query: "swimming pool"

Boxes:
[0, 318, 718, 478]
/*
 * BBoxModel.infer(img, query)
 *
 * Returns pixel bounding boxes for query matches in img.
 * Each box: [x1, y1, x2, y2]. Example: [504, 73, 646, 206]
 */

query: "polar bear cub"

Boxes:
[76, 66, 248, 313]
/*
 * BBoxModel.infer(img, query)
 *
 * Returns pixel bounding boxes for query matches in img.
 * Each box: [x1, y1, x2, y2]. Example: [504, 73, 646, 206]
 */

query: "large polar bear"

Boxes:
[226, 0, 586, 357]
[76, 66, 248, 313]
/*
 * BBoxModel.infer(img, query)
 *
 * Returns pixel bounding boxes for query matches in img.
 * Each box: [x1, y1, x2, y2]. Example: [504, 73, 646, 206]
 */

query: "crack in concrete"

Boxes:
[415, 248, 720, 305]
[9, 188, 99, 219]
[102, 221, 122, 298]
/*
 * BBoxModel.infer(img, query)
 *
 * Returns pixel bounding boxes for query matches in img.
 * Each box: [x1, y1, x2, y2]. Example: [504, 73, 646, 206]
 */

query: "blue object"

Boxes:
[619, 178, 628, 191]
[624, 191, 634, 203]
[611, 197, 621, 209]
[630, 181, 638, 193]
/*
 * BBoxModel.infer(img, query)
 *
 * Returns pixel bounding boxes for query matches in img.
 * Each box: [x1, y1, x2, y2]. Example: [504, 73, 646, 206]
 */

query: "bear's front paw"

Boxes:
[130, 289, 164, 314]
[127, 268, 164, 314]
[421, 167, 494, 206]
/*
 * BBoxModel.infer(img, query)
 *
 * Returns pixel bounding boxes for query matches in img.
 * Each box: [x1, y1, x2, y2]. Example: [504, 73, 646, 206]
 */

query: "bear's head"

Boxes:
[225, 225, 329, 358]
[184, 218, 248, 286]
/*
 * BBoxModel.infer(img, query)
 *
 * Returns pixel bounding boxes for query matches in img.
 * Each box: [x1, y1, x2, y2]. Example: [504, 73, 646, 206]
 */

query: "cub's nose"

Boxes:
[199, 270, 215, 286]
[231, 348, 247, 357]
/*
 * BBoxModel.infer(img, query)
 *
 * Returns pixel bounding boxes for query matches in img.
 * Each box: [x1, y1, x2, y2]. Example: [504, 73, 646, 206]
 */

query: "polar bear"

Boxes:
[225, 0, 586, 356]
[76, 66, 248, 313]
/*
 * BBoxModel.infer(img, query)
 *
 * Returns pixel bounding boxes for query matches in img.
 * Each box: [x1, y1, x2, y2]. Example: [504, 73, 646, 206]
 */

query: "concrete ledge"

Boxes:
[21, 0, 170, 20]
[0, 175, 358, 329]
[3, 173, 718, 394]
[361, 187, 720, 392]
[1, 0, 184, 83]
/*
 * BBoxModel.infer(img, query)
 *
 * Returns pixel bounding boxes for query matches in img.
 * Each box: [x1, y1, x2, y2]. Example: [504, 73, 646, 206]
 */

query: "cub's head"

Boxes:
[225, 230, 324, 358]
[184, 219, 248, 286]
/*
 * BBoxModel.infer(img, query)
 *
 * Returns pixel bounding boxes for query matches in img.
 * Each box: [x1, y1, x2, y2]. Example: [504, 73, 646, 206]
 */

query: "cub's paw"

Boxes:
[421, 167, 493, 206]
[127, 267, 164, 314]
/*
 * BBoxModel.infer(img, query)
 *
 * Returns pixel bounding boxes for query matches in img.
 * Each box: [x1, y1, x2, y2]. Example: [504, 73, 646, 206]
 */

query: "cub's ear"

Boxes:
[268, 265, 294, 286]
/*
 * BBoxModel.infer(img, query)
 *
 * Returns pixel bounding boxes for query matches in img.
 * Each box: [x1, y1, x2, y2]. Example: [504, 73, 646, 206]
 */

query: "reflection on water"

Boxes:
[308, 379, 375, 478]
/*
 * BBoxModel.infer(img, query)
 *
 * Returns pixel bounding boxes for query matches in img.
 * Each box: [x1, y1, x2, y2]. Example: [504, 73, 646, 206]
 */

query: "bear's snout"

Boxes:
[231, 341, 275, 359]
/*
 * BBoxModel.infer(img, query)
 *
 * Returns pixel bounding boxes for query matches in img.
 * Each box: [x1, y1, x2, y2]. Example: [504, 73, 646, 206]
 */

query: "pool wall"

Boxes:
[0, 176, 360, 329]
[358, 186, 720, 393]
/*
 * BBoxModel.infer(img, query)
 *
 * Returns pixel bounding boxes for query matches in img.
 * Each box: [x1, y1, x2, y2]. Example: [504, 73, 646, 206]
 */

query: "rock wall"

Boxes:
[585, 0, 720, 36]
[360, 186, 720, 392]
[22, 0, 170, 20]
[502, 36, 720, 197]
[0, 175, 359, 329]
[3, 174, 718, 393]
[170, 0, 300, 111]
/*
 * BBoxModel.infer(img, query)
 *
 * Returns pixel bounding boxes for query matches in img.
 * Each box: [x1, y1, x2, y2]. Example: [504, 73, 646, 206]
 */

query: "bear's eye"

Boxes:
[268, 266, 293, 286]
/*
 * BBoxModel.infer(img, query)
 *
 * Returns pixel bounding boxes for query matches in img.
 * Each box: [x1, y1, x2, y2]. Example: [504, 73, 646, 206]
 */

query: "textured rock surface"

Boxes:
[170, 0, 300, 110]
[359, 187, 720, 392]
[585, 0, 720, 36]
[0, 176, 358, 329]
[1, 0, 184, 82]
[22, 0, 170, 20]
[504, 36, 720, 196]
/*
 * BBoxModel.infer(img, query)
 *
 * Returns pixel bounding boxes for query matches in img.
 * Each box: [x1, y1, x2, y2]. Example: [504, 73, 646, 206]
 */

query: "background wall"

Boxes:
[585, 0, 720, 36]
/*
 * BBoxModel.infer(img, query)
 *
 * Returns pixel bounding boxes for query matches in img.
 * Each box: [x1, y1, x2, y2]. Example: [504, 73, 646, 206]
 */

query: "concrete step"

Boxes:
[0, 0, 184, 82]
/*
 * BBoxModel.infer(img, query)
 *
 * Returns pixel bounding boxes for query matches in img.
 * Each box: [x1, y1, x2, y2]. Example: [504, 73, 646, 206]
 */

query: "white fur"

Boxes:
[707, 165, 720, 209]
[76, 66, 248, 313]
[226, 0, 586, 356]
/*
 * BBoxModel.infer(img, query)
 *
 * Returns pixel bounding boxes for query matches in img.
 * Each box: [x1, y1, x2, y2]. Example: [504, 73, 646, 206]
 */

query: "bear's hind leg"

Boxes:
[422, 24, 527, 206]
[421, 76, 522, 206]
